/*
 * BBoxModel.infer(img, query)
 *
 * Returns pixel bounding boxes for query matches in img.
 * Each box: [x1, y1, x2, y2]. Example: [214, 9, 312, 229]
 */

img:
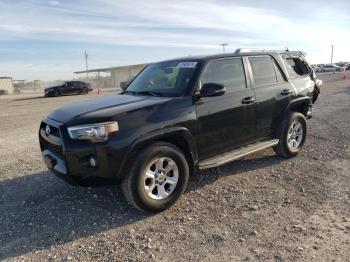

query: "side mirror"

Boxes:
[200, 83, 225, 97]
[120, 81, 130, 91]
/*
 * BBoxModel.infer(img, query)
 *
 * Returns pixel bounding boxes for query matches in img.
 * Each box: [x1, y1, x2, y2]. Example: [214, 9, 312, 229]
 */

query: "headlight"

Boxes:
[67, 122, 119, 142]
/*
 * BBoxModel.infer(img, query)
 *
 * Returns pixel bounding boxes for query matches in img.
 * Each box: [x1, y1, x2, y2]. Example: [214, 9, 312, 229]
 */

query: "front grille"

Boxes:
[40, 122, 60, 137]
[42, 139, 64, 158]
[40, 122, 64, 158]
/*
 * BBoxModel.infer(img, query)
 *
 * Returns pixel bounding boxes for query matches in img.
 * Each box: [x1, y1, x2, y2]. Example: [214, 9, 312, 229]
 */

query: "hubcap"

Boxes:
[287, 121, 303, 151]
[143, 157, 179, 200]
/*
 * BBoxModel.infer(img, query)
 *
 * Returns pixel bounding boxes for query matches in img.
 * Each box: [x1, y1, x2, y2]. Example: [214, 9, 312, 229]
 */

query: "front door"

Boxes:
[64, 82, 74, 94]
[195, 57, 256, 159]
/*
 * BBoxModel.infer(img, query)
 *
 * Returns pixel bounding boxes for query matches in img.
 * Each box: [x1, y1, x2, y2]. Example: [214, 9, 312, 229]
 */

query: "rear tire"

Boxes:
[273, 112, 307, 158]
[121, 142, 189, 213]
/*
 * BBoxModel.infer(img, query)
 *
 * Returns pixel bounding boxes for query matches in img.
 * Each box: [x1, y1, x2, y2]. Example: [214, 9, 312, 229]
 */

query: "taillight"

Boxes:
[314, 79, 322, 94]
[314, 85, 320, 94]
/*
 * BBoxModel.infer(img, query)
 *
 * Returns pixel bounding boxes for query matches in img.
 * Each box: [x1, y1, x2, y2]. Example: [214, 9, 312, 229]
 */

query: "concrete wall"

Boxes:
[0, 78, 14, 95]
[111, 64, 147, 88]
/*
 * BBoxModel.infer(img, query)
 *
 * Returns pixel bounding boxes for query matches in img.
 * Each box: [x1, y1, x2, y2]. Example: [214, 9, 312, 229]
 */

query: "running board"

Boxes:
[198, 139, 279, 170]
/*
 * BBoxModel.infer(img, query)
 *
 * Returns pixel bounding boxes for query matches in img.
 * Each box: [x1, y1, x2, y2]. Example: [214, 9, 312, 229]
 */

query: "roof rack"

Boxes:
[234, 48, 289, 55]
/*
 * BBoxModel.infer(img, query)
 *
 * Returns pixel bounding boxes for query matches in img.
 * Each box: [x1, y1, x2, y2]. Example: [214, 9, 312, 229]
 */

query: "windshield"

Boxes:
[125, 60, 198, 96]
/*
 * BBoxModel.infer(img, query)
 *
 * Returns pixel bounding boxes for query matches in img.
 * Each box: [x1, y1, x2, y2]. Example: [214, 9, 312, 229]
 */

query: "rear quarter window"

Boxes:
[283, 57, 310, 78]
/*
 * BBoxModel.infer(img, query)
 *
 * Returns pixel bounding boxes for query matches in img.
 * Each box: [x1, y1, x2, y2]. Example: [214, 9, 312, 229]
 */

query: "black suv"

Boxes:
[39, 49, 321, 212]
[44, 81, 92, 97]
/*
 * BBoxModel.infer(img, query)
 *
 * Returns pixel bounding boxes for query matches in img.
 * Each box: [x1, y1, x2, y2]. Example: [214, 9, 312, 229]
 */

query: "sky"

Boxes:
[0, 0, 349, 80]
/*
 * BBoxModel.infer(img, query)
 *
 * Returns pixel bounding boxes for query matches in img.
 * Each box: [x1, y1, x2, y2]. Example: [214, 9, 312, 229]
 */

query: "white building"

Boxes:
[0, 77, 14, 95]
[74, 63, 148, 89]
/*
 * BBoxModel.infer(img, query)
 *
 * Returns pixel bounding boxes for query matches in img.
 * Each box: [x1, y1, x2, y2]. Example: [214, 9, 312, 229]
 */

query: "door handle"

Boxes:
[281, 89, 292, 95]
[242, 96, 255, 104]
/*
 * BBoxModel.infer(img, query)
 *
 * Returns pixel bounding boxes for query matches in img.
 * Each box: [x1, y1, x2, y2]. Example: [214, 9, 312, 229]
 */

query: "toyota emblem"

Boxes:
[45, 125, 51, 136]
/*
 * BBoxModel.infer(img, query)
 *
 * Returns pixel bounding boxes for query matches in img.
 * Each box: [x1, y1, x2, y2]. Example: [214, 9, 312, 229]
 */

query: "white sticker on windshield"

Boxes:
[177, 62, 197, 68]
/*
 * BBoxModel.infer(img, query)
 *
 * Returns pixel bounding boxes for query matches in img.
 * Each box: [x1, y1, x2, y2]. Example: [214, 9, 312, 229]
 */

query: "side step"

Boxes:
[198, 139, 279, 170]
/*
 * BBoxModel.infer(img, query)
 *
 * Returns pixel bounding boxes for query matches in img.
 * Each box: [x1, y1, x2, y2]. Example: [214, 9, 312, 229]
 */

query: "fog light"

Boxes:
[89, 157, 97, 167]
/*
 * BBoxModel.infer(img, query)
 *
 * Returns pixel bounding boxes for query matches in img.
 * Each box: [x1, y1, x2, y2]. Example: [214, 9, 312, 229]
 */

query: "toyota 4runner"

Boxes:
[39, 49, 321, 212]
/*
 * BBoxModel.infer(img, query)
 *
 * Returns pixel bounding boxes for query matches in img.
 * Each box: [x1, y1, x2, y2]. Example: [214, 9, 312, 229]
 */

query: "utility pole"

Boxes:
[84, 50, 89, 78]
[220, 43, 228, 53]
[331, 44, 334, 64]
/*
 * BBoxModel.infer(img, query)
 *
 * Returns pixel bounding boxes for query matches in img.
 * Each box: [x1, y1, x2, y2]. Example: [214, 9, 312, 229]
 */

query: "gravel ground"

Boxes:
[0, 73, 349, 262]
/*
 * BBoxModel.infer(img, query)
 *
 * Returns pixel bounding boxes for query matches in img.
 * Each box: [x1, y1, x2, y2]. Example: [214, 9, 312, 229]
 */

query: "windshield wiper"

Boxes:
[123, 90, 137, 95]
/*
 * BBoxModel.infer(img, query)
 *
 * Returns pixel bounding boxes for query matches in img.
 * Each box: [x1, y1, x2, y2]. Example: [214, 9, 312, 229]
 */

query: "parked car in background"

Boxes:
[319, 64, 342, 73]
[44, 81, 93, 97]
[311, 65, 321, 72]
[39, 48, 321, 212]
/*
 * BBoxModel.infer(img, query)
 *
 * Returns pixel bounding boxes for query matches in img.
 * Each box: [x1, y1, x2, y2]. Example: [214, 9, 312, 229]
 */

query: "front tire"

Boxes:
[54, 91, 61, 97]
[122, 142, 189, 213]
[273, 112, 307, 158]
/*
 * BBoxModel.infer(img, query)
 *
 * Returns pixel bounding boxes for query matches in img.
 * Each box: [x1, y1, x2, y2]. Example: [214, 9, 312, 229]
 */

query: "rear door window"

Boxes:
[200, 58, 246, 92]
[248, 56, 279, 87]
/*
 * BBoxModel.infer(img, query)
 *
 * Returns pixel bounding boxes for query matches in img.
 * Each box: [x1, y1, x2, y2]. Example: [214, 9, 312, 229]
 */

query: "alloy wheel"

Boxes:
[143, 157, 179, 200]
[287, 121, 303, 151]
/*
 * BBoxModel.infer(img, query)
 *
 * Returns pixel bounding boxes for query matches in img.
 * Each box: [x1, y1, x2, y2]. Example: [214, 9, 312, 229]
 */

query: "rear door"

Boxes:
[246, 55, 292, 139]
[195, 57, 256, 158]
[72, 82, 81, 93]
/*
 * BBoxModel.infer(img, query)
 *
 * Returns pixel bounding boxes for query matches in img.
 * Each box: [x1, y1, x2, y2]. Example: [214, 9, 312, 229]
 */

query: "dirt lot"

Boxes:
[0, 73, 349, 262]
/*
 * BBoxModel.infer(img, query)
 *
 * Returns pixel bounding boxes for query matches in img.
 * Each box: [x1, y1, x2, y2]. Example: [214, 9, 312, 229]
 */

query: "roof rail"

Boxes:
[234, 48, 289, 55]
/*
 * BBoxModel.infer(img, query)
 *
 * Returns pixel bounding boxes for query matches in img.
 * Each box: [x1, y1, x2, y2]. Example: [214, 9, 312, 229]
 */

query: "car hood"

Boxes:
[47, 94, 171, 125]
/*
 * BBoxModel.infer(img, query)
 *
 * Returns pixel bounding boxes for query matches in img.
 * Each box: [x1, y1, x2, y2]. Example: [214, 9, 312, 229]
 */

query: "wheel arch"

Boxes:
[119, 127, 197, 179]
[285, 97, 312, 117]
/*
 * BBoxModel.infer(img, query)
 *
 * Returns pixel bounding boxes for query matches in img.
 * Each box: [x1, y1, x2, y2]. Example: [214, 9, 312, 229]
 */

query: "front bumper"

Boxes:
[44, 90, 54, 96]
[39, 118, 120, 186]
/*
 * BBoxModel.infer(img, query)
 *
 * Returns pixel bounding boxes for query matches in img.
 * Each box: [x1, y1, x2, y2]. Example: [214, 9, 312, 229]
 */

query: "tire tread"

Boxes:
[273, 112, 306, 158]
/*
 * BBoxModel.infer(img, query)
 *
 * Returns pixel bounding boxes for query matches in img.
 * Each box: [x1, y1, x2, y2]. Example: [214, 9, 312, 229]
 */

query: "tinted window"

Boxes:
[249, 56, 277, 87]
[201, 58, 246, 91]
